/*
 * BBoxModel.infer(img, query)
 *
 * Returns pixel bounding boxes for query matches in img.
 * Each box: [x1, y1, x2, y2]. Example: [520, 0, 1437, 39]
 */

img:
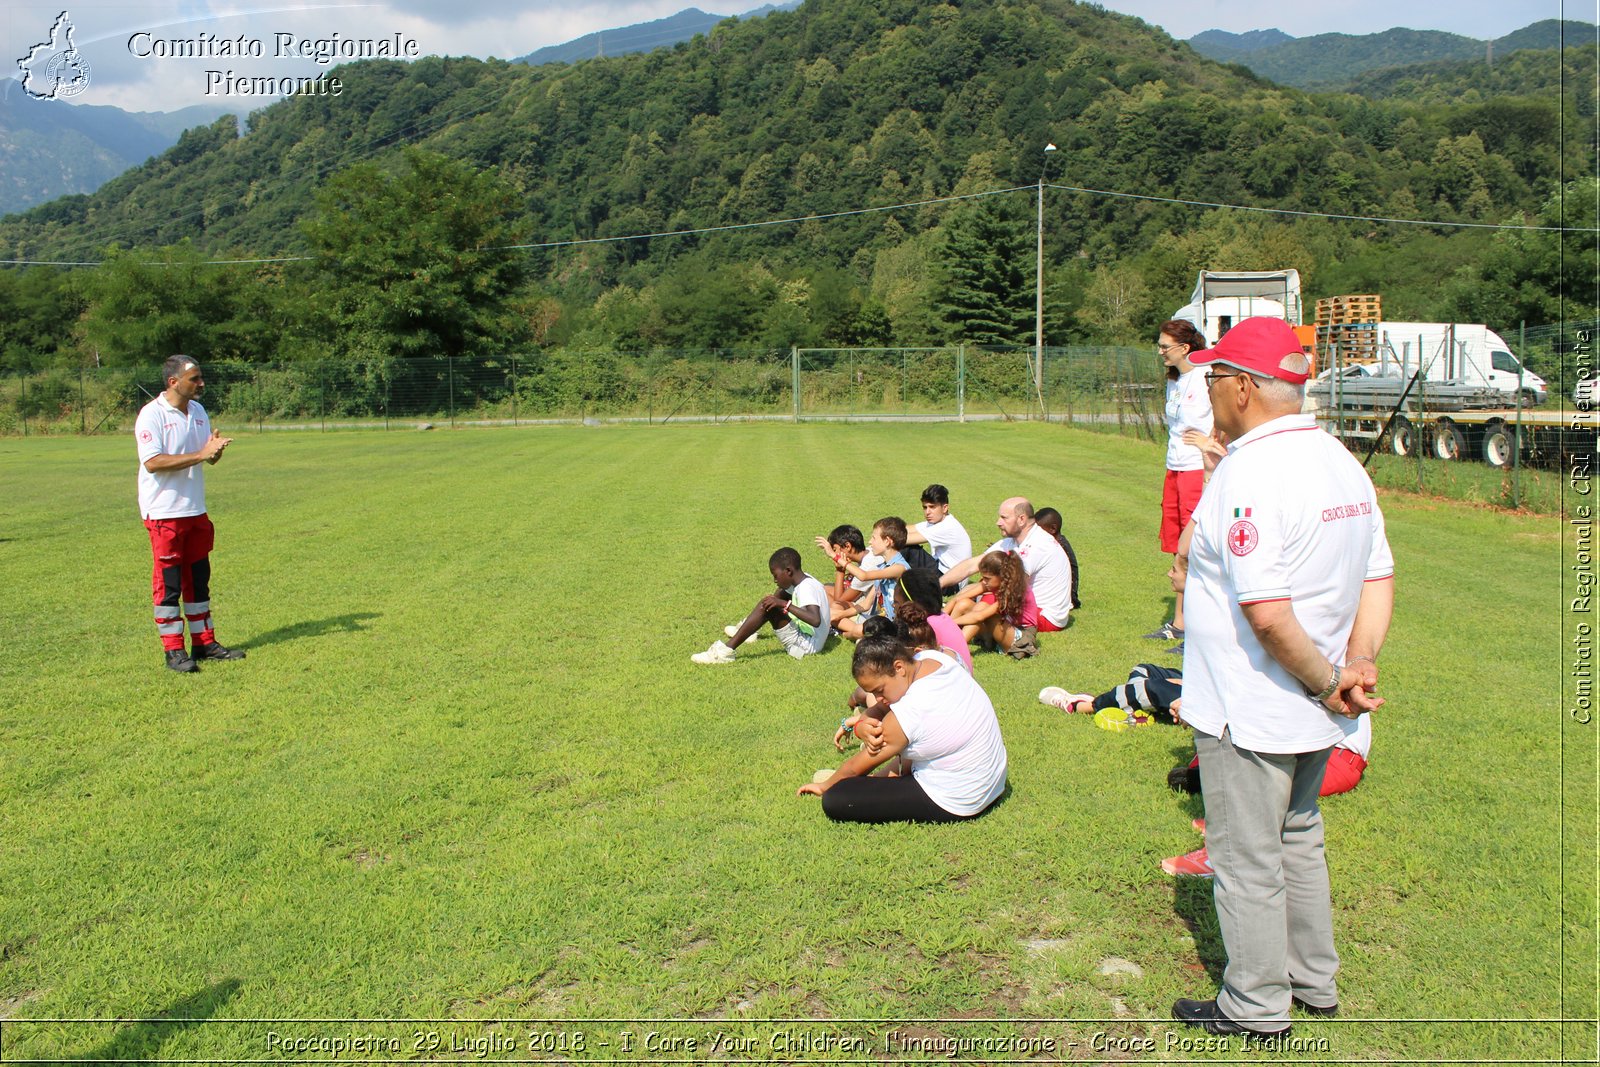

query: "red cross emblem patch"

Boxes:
[139, 429, 153, 443]
[1228, 520, 1259, 556]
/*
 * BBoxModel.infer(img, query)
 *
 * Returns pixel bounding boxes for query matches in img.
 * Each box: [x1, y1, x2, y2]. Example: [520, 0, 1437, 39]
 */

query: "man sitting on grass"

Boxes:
[941, 497, 1073, 636]
[691, 547, 829, 664]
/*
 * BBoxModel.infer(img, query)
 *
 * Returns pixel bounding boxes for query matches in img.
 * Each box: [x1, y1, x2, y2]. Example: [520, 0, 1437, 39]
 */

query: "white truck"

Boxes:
[1170, 269, 1304, 343]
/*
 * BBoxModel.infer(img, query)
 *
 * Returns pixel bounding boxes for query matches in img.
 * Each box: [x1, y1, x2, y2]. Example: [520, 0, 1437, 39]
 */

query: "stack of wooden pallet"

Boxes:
[1315, 294, 1382, 361]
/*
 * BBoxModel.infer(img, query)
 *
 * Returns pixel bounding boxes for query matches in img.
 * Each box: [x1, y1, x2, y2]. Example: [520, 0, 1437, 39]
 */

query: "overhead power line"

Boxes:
[1044, 182, 1586, 232]
[0, 180, 1591, 269]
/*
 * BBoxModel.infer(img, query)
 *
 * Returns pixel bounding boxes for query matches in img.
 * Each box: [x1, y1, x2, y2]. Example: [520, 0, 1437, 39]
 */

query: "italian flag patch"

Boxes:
[1233, 507, 1252, 518]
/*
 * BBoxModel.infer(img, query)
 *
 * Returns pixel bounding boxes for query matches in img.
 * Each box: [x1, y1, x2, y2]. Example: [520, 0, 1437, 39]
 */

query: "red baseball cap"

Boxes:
[1190, 317, 1311, 384]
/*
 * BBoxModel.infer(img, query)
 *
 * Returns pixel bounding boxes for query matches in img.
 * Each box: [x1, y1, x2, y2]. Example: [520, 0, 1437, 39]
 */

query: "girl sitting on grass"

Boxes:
[801, 635, 1007, 824]
[946, 551, 1036, 655]
[831, 570, 972, 749]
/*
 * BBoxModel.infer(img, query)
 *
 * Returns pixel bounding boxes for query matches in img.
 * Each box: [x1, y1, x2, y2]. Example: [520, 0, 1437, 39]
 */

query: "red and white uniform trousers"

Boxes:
[144, 513, 218, 651]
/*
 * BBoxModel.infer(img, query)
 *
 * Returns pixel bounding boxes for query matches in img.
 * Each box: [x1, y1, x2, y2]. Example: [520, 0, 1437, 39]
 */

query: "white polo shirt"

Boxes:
[984, 522, 1073, 628]
[895, 650, 1007, 816]
[1165, 366, 1214, 472]
[1182, 413, 1394, 754]
[915, 514, 973, 574]
[135, 394, 211, 520]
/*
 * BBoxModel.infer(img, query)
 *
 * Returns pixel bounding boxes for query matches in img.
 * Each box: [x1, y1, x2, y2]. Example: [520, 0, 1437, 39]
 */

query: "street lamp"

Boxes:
[1035, 142, 1057, 414]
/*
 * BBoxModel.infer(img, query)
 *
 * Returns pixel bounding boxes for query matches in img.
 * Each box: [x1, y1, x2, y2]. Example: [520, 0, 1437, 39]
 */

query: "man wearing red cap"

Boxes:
[1170, 317, 1395, 1040]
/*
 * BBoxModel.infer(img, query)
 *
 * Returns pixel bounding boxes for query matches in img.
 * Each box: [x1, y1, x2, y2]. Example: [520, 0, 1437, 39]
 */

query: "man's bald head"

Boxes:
[996, 496, 1035, 539]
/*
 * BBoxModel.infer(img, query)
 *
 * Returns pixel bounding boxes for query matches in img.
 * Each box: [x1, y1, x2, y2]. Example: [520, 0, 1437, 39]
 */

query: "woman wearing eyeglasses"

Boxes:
[1143, 319, 1214, 652]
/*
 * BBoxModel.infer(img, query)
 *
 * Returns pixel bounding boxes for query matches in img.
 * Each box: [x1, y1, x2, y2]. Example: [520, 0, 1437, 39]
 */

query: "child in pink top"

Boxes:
[947, 551, 1036, 655]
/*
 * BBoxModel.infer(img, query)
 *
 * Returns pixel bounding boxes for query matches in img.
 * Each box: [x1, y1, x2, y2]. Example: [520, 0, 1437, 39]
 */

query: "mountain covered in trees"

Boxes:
[1188, 19, 1595, 90]
[0, 0, 1593, 375]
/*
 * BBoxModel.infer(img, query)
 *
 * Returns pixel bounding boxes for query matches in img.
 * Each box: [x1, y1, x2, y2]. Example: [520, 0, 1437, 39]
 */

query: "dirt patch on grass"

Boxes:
[343, 847, 391, 868]
[1, 934, 39, 961]
[0, 991, 42, 1019]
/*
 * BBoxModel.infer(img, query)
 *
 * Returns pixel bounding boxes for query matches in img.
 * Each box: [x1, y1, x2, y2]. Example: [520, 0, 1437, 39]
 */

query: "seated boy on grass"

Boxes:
[813, 524, 880, 635]
[905, 483, 973, 583]
[1033, 506, 1082, 611]
[832, 517, 911, 639]
[691, 547, 829, 665]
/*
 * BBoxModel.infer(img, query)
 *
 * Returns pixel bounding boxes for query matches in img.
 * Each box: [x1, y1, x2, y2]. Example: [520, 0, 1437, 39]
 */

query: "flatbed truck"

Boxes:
[1313, 399, 1596, 469]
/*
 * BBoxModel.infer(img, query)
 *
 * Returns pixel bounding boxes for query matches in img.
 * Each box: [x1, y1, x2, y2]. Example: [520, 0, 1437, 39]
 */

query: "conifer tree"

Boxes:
[935, 198, 1033, 346]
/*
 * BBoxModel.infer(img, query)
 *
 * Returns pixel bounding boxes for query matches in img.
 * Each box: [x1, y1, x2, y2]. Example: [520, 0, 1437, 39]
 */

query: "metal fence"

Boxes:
[0, 345, 1167, 436]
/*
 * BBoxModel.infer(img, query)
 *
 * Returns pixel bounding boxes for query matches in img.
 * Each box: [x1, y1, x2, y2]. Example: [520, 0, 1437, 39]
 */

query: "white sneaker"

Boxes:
[1038, 686, 1093, 713]
[691, 640, 736, 665]
[723, 624, 759, 646]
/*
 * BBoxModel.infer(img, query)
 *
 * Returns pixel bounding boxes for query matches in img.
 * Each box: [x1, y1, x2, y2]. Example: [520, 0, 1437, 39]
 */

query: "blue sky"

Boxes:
[4, 0, 1585, 112]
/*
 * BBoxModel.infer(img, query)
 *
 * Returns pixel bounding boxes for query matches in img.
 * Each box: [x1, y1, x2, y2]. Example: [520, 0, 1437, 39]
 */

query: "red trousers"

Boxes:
[144, 514, 216, 650]
[1186, 745, 1366, 797]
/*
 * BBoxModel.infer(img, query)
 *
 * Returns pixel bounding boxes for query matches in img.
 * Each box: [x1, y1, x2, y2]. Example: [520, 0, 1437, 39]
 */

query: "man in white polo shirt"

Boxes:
[1170, 317, 1394, 1041]
[135, 355, 246, 674]
[939, 496, 1072, 633]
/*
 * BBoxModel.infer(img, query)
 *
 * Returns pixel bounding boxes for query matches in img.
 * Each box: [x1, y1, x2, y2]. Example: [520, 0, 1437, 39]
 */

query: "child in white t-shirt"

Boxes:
[815, 524, 881, 636]
[905, 483, 973, 581]
[690, 547, 830, 665]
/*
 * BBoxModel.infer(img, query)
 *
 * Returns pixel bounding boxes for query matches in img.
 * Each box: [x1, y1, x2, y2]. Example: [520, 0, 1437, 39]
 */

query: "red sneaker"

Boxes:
[1161, 846, 1214, 877]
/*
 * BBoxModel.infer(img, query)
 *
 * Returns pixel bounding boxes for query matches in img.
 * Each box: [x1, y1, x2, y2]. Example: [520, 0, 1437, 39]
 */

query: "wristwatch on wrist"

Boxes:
[1309, 663, 1341, 704]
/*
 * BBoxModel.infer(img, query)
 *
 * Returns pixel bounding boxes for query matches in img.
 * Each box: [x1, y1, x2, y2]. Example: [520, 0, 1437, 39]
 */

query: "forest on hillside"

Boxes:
[0, 0, 1594, 380]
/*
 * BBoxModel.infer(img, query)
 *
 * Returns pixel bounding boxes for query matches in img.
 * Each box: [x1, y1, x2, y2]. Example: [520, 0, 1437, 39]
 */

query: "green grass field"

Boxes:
[0, 422, 1592, 1063]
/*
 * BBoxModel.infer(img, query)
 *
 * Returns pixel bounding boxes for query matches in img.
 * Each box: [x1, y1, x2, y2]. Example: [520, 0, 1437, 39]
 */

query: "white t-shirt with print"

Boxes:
[785, 573, 831, 654]
[134, 394, 211, 519]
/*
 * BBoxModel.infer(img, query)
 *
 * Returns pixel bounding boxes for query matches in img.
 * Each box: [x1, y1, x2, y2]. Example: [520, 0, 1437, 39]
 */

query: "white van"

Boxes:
[1356, 323, 1548, 405]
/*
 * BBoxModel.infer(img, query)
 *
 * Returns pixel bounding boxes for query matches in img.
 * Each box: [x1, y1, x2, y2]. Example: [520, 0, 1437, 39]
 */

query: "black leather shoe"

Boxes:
[1292, 996, 1338, 1017]
[192, 640, 246, 661]
[1167, 764, 1201, 793]
[1172, 998, 1291, 1040]
[165, 649, 198, 673]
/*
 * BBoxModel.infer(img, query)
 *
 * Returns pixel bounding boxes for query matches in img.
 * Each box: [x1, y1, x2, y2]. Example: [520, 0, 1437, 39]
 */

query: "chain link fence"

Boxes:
[0, 345, 1163, 435]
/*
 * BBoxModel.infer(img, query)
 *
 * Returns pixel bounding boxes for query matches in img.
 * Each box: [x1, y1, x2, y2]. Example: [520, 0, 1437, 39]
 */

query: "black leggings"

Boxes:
[821, 774, 982, 824]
